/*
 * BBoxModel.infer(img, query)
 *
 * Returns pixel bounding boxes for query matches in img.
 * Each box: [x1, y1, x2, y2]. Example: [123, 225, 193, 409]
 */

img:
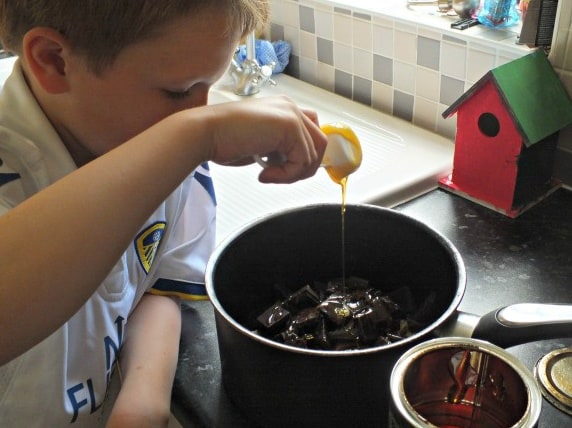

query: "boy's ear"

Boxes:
[22, 27, 72, 94]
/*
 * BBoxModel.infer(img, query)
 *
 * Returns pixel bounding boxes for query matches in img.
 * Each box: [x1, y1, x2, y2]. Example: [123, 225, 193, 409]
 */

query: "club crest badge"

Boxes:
[135, 221, 166, 274]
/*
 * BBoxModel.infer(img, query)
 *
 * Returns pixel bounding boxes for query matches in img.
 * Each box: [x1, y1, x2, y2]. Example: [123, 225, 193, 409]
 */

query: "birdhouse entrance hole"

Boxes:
[478, 112, 500, 137]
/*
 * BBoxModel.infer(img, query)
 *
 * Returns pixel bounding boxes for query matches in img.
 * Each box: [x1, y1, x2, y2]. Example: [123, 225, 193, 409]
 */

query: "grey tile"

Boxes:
[393, 90, 414, 122]
[353, 12, 371, 21]
[299, 5, 315, 33]
[417, 36, 440, 71]
[285, 55, 300, 79]
[439, 75, 465, 106]
[270, 23, 285, 41]
[353, 76, 372, 106]
[334, 7, 352, 15]
[334, 69, 353, 99]
[373, 54, 393, 85]
[317, 37, 334, 66]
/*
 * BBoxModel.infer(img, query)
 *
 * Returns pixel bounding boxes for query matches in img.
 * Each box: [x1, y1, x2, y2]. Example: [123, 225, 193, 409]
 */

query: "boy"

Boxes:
[0, 1, 326, 427]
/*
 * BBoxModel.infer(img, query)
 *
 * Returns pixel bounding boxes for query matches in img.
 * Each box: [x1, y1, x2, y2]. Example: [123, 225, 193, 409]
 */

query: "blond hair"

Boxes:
[0, 0, 269, 73]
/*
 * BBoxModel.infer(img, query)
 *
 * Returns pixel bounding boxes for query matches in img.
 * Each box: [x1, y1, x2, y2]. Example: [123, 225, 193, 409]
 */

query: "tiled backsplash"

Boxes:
[268, 0, 572, 186]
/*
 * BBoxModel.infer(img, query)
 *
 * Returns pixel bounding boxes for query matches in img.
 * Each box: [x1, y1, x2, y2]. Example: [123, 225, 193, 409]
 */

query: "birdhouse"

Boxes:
[440, 50, 572, 217]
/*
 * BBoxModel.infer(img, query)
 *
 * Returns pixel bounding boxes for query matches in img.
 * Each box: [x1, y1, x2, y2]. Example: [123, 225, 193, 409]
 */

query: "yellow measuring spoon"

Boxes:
[254, 122, 362, 182]
[320, 123, 362, 184]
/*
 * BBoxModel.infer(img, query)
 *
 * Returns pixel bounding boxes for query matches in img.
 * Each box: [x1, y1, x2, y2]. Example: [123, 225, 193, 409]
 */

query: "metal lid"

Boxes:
[534, 347, 572, 416]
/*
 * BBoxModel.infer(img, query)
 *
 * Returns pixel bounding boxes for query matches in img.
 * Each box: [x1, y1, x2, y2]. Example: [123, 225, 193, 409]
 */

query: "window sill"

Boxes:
[324, 0, 530, 56]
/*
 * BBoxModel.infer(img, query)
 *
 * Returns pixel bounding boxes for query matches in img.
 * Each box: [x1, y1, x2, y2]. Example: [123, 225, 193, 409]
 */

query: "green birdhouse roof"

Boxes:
[443, 50, 572, 147]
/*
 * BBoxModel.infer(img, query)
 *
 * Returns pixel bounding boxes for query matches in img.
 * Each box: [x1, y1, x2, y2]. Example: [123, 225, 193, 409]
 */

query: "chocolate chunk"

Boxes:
[256, 303, 290, 332]
[254, 278, 430, 350]
[283, 284, 321, 311]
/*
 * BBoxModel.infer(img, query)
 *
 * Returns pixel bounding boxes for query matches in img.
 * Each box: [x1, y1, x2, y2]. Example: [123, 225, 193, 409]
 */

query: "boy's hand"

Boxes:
[201, 96, 327, 183]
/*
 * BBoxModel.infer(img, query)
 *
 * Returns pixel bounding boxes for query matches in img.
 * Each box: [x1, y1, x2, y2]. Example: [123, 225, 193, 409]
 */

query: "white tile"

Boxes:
[315, 9, 334, 39]
[282, 1, 300, 28]
[284, 26, 300, 57]
[299, 57, 318, 85]
[333, 42, 353, 73]
[467, 47, 495, 83]
[312, 0, 333, 13]
[436, 103, 457, 140]
[464, 81, 474, 93]
[353, 48, 373, 80]
[372, 15, 394, 28]
[333, 13, 353, 44]
[415, 67, 440, 102]
[372, 81, 393, 114]
[316, 62, 335, 92]
[373, 24, 394, 58]
[394, 21, 417, 35]
[394, 28, 417, 64]
[299, 0, 319, 8]
[393, 61, 416, 95]
[441, 41, 467, 80]
[300, 31, 317, 60]
[413, 97, 438, 132]
[353, 18, 372, 51]
[496, 49, 526, 68]
[269, 0, 284, 25]
[417, 27, 441, 41]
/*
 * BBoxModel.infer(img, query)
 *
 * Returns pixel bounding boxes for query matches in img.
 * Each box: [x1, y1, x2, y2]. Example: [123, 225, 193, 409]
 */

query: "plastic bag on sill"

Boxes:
[477, 0, 520, 28]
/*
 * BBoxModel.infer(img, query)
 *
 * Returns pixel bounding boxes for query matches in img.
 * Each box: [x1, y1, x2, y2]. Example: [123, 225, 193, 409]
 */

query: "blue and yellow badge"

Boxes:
[135, 221, 166, 274]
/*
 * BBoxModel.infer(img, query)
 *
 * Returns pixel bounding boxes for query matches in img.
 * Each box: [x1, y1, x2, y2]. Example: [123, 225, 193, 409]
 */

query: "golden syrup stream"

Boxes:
[321, 123, 362, 292]
[325, 168, 349, 290]
[340, 176, 348, 290]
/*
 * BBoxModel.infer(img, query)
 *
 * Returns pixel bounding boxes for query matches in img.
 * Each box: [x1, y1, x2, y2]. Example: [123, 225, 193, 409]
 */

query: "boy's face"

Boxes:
[51, 11, 241, 165]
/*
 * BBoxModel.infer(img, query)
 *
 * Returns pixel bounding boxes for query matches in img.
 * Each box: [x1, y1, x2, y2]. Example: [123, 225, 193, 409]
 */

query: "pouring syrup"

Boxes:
[254, 122, 362, 288]
[320, 123, 362, 288]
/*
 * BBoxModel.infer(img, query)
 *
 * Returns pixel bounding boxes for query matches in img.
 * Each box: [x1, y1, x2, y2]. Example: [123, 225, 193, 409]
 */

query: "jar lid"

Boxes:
[534, 347, 572, 416]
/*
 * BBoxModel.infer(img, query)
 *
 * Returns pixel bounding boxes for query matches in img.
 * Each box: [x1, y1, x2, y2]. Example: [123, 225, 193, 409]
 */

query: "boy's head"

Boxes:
[0, 1, 269, 166]
[0, 0, 269, 74]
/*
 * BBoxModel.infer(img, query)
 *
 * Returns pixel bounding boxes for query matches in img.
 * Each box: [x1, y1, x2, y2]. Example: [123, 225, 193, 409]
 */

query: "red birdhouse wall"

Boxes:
[441, 51, 572, 218]
[449, 82, 523, 211]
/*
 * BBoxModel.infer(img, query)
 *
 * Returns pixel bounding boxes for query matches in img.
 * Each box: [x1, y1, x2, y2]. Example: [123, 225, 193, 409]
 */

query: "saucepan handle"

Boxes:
[471, 303, 572, 348]
[436, 303, 572, 348]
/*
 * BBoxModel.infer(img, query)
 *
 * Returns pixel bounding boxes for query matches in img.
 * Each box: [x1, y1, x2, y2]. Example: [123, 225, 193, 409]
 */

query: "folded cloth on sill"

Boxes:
[236, 39, 291, 74]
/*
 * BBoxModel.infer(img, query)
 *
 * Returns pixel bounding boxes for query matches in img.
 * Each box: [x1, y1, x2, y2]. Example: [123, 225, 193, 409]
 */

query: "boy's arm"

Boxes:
[0, 97, 326, 365]
[0, 112, 203, 365]
[106, 293, 181, 428]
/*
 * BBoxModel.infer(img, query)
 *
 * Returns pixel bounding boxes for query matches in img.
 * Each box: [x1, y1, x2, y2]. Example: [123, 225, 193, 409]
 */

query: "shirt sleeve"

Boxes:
[148, 163, 217, 300]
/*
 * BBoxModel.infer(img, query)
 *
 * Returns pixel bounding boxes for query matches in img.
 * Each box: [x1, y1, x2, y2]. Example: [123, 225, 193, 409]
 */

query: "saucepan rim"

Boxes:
[205, 202, 467, 357]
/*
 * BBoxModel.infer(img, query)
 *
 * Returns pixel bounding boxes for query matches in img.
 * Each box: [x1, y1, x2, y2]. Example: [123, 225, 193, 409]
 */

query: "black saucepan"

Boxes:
[205, 204, 571, 427]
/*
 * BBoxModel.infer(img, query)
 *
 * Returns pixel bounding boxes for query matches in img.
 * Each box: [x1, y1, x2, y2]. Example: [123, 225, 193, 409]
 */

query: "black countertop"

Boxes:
[172, 188, 572, 427]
